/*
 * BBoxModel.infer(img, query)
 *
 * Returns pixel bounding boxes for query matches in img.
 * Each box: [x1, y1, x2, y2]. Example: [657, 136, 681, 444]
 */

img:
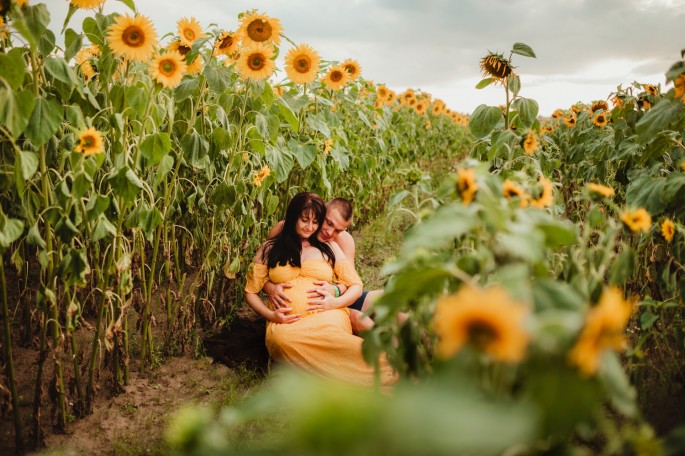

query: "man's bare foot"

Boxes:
[350, 309, 374, 335]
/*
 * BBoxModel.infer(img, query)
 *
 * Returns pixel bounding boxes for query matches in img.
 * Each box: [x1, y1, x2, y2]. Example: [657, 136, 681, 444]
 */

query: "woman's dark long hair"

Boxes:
[265, 192, 335, 269]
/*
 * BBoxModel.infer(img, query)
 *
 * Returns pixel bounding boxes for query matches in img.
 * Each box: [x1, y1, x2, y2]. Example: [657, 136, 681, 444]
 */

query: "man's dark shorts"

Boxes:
[349, 291, 368, 311]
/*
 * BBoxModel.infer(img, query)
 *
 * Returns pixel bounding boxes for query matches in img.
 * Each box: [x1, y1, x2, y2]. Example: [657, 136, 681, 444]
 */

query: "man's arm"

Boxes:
[333, 231, 356, 295]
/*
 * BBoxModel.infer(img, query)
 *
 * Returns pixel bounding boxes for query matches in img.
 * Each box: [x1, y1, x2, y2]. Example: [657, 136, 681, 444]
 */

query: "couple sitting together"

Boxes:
[244, 192, 397, 387]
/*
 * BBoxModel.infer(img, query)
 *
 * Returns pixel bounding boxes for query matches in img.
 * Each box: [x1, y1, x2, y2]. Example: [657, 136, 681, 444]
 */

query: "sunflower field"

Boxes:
[0, 0, 684, 455]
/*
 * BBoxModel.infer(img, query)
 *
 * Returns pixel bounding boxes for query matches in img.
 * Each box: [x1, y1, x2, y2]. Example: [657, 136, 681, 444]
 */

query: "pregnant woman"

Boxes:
[244, 192, 396, 388]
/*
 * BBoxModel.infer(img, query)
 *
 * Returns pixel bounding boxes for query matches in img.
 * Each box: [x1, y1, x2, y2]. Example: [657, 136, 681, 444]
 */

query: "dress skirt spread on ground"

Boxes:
[245, 258, 397, 387]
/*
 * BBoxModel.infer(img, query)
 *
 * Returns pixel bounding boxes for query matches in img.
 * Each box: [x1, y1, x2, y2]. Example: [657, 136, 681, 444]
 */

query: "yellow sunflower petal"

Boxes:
[236, 43, 275, 81]
[237, 11, 282, 47]
[284, 43, 320, 85]
[75, 127, 105, 156]
[149, 51, 187, 89]
[177, 17, 205, 47]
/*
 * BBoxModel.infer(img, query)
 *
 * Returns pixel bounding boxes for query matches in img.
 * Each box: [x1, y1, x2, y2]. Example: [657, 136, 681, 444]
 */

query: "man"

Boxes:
[263, 198, 382, 314]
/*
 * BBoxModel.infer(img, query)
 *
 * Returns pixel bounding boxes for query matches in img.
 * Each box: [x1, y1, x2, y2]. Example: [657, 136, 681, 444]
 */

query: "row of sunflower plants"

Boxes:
[0, 0, 471, 451]
[166, 44, 685, 455]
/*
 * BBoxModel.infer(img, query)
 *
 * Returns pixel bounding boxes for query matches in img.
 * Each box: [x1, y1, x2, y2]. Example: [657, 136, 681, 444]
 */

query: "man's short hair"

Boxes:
[326, 198, 353, 222]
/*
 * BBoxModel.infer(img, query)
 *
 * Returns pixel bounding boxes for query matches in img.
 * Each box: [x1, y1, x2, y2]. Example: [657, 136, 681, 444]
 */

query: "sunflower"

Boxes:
[284, 43, 320, 85]
[502, 180, 523, 198]
[456, 168, 477, 205]
[540, 123, 554, 135]
[0, 17, 8, 40]
[587, 183, 615, 199]
[589, 100, 609, 116]
[214, 30, 239, 57]
[568, 287, 633, 376]
[638, 98, 651, 111]
[323, 139, 332, 155]
[551, 109, 565, 119]
[385, 90, 397, 105]
[107, 14, 158, 62]
[480, 52, 514, 84]
[522, 132, 538, 156]
[661, 219, 675, 242]
[75, 127, 104, 156]
[674, 75, 685, 98]
[177, 17, 205, 47]
[620, 208, 652, 233]
[70, 0, 105, 9]
[149, 51, 187, 89]
[431, 101, 445, 116]
[322, 64, 350, 91]
[75, 44, 100, 80]
[238, 11, 282, 47]
[253, 165, 271, 186]
[414, 101, 427, 115]
[611, 95, 624, 109]
[433, 285, 529, 363]
[342, 58, 362, 81]
[592, 112, 608, 128]
[530, 176, 553, 208]
[406, 97, 418, 108]
[14, 0, 29, 6]
[236, 44, 275, 81]
[644, 84, 657, 96]
[563, 112, 577, 127]
[376, 85, 389, 99]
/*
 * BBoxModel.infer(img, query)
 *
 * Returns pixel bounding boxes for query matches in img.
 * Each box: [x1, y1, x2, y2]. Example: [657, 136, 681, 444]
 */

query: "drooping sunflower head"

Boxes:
[342, 58, 362, 81]
[238, 10, 282, 47]
[592, 112, 608, 128]
[586, 183, 615, 199]
[149, 50, 187, 89]
[674, 74, 685, 98]
[75, 44, 100, 80]
[284, 43, 320, 85]
[643, 83, 658, 96]
[569, 287, 633, 376]
[661, 219, 675, 242]
[433, 285, 529, 363]
[480, 52, 514, 84]
[167, 39, 190, 56]
[106, 14, 158, 62]
[551, 109, 565, 119]
[540, 123, 554, 135]
[385, 90, 397, 105]
[522, 132, 539, 156]
[214, 30, 240, 57]
[75, 127, 104, 156]
[611, 95, 624, 109]
[637, 97, 651, 111]
[177, 17, 206, 47]
[322, 64, 350, 91]
[620, 208, 652, 233]
[589, 100, 609, 116]
[456, 168, 478, 205]
[236, 43, 276, 81]
[253, 165, 271, 187]
[70, 0, 106, 9]
[530, 176, 553, 209]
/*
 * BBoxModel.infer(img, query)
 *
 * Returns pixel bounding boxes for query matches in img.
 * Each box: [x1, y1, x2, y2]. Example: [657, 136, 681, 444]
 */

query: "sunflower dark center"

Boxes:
[330, 70, 343, 82]
[344, 64, 356, 75]
[160, 59, 176, 76]
[82, 135, 95, 148]
[177, 44, 191, 56]
[220, 35, 234, 50]
[247, 19, 272, 42]
[295, 55, 311, 73]
[122, 26, 145, 47]
[248, 53, 266, 71]
[466, 320, 498, 350]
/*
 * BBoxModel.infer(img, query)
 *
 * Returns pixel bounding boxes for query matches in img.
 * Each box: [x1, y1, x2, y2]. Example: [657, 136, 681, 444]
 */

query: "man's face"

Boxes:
[318, 207, 350, 242]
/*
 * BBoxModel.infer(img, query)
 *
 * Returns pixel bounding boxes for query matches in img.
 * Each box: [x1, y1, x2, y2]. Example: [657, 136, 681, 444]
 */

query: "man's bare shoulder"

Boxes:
[335, 230, 355, 247]
[267, 220, 284, 240]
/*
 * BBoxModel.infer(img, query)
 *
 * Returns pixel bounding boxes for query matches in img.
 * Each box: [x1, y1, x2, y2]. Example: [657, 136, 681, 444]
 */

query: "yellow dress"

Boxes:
[245, 258, 397, 388]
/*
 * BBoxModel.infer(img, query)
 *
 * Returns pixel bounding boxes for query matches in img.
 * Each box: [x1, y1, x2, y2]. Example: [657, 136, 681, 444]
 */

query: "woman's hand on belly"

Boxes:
[270, 307, 301, 324]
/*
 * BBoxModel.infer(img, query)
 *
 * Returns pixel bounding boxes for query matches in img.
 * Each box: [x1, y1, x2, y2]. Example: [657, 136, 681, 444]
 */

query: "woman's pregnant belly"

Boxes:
[279, 278, 317, 318]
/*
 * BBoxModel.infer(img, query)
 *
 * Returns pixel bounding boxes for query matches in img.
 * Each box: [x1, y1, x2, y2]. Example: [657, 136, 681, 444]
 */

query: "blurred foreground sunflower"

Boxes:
[620, 208, 652, 233]
[586, 183, 614, 199]
[456, 168, 477, 205]
[661, 219, 675, 242]
[529, 176, 553, 208]
[70, 0, 105, 9]
[434, 285, 529, 363]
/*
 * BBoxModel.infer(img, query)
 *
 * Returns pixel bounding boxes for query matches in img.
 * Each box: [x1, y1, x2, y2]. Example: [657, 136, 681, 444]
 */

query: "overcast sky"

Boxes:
[47, 0, 685, 116]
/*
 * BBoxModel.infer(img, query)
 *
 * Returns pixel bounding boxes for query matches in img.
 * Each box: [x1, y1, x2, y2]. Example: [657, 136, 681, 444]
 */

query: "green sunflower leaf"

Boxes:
[512, 42, 536, 58]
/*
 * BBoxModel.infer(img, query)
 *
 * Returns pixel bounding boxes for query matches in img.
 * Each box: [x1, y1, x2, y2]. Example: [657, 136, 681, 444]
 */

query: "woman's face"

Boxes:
[295, 209, 320, 240]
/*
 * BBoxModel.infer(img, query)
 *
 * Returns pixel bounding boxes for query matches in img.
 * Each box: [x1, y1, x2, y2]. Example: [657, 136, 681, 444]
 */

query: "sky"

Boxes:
[46, 0, 685, 116]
